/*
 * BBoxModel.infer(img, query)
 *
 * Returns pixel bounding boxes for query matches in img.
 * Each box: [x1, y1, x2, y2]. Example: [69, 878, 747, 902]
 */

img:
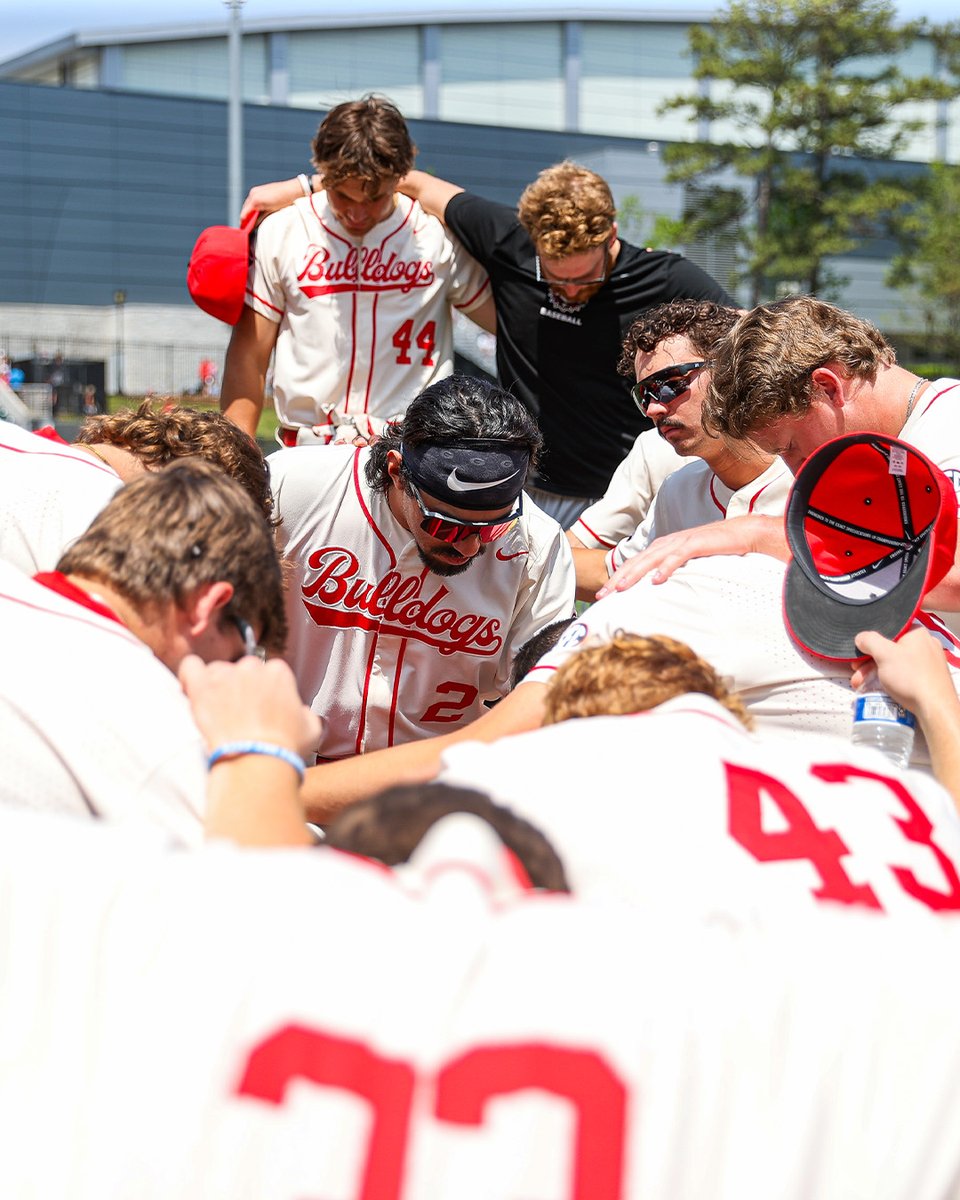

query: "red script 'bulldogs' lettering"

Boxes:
[301, 547, 504, 656]
[297, 245, 436, 297]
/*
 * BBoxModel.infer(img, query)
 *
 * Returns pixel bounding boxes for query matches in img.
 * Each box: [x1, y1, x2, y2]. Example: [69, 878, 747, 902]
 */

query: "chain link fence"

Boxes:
[1, 334, 230, 400]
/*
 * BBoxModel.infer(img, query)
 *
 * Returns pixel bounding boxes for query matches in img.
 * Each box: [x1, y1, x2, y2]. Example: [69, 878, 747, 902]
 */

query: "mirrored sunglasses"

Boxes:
[631, 361, 706, 416]
[409, 481, 522, 544]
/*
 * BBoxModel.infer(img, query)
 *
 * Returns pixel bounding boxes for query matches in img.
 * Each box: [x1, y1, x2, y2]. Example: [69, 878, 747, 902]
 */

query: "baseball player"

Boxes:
[0, 403, 274, 574]
[0, 460, 285, 844]
[297, 549, 960, 822]
[568, 301, 790, 599]
[6, 793, 960, 1197]
[221, 95, 494, 444]
[0, 417, 122, 573]
[566, 425, 683, 551]
[439, 632, 960, 918]
[271, 374, 574, 765]
[603, 296, 960, 606]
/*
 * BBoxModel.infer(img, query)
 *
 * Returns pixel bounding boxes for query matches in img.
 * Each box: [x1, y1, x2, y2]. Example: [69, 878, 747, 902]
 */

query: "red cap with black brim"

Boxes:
[783, 432, 958, 661]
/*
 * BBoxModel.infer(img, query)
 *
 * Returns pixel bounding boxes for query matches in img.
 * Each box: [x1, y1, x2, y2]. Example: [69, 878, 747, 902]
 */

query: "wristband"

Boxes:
[208, 741, 306, 784]
[297, 173, 312, 198]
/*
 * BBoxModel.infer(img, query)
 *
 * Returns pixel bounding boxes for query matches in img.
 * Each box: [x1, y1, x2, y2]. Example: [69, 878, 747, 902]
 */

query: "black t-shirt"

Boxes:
[446, 191, 735, 497]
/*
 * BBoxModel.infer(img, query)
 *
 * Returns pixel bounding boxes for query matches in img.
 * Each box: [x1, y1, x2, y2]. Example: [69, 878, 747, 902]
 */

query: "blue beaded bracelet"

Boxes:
[207, 741, 306, 784]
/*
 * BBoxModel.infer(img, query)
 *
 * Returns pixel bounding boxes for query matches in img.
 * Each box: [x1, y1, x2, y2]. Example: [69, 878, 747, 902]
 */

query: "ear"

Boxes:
[386, 449, 404, 488]
[183, 580, 235, 637]
[609, 220, 619, 243]
[810, 366, 846, 408]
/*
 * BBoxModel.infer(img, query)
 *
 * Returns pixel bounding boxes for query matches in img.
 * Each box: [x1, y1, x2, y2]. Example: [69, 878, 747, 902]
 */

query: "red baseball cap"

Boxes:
[783, 432, 958, 661]
[186, 209, 258, 325]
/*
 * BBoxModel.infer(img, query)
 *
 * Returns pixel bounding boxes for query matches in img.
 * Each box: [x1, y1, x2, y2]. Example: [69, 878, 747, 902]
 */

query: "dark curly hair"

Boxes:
[617, 300, 742, 377]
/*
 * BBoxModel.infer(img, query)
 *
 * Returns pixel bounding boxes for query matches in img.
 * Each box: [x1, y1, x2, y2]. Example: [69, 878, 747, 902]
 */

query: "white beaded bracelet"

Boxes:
[297, 172, 313, 198]
[207, 741, 306, 784]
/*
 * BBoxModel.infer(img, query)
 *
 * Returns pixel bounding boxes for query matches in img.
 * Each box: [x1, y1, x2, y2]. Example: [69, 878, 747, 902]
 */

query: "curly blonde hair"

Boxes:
[543, 632, 752, 728]
[517, 161, 615, 258]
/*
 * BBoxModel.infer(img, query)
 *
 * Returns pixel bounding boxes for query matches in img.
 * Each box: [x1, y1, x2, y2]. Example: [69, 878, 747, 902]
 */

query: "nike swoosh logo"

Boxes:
[447, 466, 522, 492]
[496, 548, 528, 561]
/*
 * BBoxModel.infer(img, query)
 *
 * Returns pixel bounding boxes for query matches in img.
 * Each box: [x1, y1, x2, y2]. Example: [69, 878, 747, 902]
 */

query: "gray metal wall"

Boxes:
[0, 79, 681, 309]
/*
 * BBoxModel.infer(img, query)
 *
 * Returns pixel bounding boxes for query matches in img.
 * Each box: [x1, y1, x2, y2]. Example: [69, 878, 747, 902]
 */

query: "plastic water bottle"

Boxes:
[850, 673, 916, 769]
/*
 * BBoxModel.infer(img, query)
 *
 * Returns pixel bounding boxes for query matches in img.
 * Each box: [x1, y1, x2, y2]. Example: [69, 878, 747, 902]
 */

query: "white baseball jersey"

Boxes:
[270, 445, 575, 759]
[0, 561, 207, 844]
[606, 456, 791, 574]
[0, 419, 122, 573]
[901, 376, 960, 469]
[440, 694, 960, 918]
[4, 804, 960, 1199]
[569, 427, 683, 547]
[524, 552, 960, 768]
[247, 192, 492, 428]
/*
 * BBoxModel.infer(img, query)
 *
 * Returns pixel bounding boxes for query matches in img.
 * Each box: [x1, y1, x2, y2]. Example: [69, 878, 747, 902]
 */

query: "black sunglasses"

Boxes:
[409, 481, 521, 544]
[631, 361, 706, 416]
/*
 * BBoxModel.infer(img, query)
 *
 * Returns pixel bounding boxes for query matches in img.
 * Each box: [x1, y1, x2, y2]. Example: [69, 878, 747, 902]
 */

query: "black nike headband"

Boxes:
[401, 439, 530, 511]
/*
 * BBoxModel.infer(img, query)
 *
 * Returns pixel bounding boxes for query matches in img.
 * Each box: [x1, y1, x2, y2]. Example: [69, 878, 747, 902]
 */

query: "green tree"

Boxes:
[888, 167, 960, 369]
[659, 0, 951, 305]
[887, 21, 960, 366]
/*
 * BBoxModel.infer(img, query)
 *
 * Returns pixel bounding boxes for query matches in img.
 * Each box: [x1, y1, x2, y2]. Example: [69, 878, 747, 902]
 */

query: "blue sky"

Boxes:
[5, 0, 958, 61]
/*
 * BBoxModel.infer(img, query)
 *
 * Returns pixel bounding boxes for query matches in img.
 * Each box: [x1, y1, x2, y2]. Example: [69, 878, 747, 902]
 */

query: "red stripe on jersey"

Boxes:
[344, 292, 358, 405]
[573, 517, 617, 549]
[245, 287, 283, 316]
[363, 292, 379, 414]
[747, 478, 775, 512]
[382, 198, 414, 245]
[914, 380, 960, 420]
[355, 635, 380, 756]
[388, 638, 406, 747]
[0, 436, 118, 477]
[455, 278, 493, 311]
[352, 451, 396, 564]
[312, 198, 354, 249]
[708, 475, 727, 516]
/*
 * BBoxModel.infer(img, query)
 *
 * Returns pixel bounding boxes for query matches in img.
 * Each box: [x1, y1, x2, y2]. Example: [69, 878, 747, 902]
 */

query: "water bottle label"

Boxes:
[853, 694, 916, 729]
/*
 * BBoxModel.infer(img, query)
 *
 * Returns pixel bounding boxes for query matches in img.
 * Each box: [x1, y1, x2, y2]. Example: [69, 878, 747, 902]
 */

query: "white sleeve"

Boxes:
[444, 230, 493, 315]
[570, 428, 681, 547]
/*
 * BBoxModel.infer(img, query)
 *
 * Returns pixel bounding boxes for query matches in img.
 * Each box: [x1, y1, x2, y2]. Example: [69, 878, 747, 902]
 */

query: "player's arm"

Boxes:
[398, 169, 464, 225]
[301, 680, 549, 825]
[219, 306, 280, 439]
[572, 547, 610, 603]
[853, 629, 960, 815]
[179, 655, 321, 846]
[919, 563, 960, 613]
[566, 529, 588, 550]
[239, 176, 316, 223]
[597, 513, 788, 597]
[464, 293, 497, 334]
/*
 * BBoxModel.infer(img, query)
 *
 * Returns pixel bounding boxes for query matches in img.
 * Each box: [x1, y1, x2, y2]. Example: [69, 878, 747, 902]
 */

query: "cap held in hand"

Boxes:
[784, 432, 958, 661]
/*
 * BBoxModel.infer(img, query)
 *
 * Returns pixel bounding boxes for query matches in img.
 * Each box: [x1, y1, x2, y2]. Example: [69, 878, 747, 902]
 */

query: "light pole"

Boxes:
[113, 289, 127, 396]
[225, 0, 245, 223]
